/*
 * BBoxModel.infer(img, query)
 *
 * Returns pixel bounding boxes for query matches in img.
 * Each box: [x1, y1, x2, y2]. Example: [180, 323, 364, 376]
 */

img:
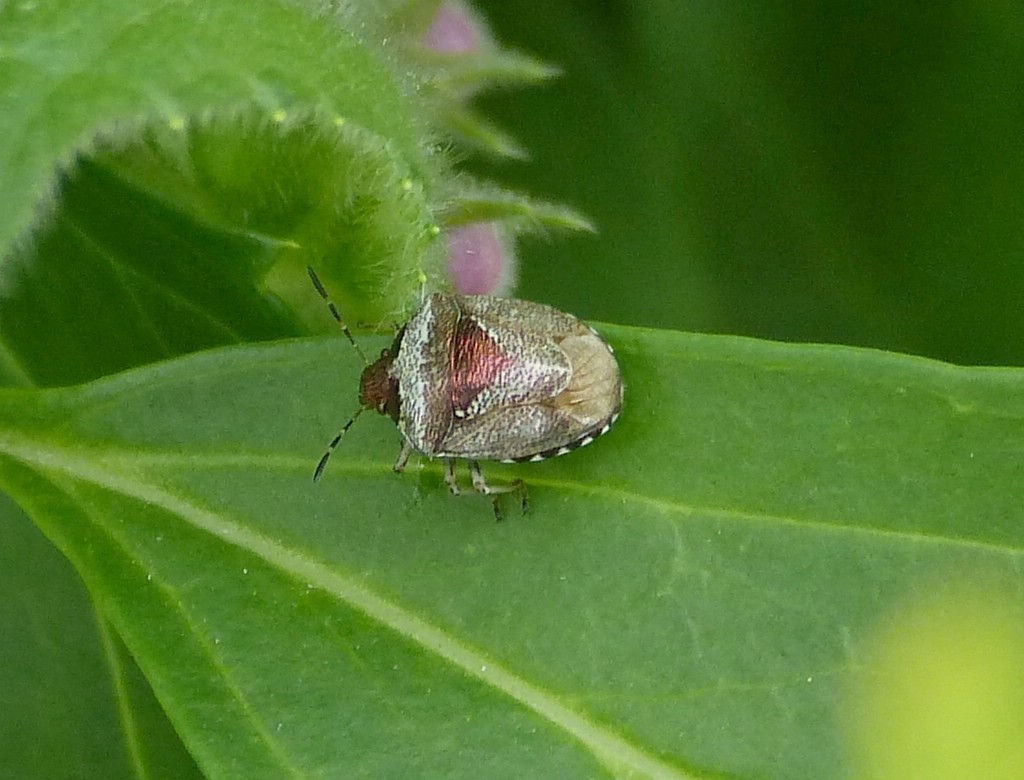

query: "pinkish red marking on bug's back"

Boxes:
[450, 318, 513, 413]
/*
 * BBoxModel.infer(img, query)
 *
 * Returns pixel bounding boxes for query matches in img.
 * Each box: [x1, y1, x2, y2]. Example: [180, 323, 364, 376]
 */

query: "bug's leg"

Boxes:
[443, 458, 462, 495]
[393, 442, 413, 474]
[468, 461, 527, 521]
[468, 461, 526, 497]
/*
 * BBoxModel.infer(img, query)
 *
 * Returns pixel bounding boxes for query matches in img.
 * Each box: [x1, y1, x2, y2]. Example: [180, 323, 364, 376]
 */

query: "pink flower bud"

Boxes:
[425, 3, 479, 54]
[447, 223, 515, 296]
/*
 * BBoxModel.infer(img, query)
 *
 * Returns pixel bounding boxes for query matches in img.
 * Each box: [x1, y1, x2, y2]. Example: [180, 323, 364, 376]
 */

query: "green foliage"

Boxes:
[2, 1, 1023, 779]
[472, 0, 1024, 366]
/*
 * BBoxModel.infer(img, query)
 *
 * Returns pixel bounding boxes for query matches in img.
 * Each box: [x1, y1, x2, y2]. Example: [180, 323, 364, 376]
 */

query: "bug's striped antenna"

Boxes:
[307, 266, 368, 364]
[313, 407, 365, 482]
[309, 265, 372, 481]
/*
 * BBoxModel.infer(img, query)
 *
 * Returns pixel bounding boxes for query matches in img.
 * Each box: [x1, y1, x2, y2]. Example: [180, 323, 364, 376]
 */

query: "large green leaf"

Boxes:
[1, 328, 1021, 778]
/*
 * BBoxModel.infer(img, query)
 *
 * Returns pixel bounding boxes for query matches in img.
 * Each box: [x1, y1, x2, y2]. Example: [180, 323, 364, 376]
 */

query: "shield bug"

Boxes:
[308, 266, 622, 518]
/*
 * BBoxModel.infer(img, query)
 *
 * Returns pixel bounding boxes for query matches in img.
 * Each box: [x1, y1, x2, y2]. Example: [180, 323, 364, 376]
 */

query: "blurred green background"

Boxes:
[470, 0, 1024, 367]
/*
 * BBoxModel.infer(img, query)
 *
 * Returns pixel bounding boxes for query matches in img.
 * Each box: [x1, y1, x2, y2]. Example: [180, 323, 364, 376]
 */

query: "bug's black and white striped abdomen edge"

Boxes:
[500, 406, 622, 465]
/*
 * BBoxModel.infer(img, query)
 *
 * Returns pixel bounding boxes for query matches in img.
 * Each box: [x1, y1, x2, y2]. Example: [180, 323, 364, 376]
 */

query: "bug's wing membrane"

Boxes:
[554, 331, 623, 426]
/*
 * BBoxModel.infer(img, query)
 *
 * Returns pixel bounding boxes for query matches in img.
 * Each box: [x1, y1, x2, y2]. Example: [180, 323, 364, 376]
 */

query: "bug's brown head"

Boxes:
[359, 345, 401, 423]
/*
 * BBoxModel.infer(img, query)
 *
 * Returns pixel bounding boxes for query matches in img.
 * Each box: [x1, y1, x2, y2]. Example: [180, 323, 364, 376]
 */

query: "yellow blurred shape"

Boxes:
[845, 588, 1024, 780]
